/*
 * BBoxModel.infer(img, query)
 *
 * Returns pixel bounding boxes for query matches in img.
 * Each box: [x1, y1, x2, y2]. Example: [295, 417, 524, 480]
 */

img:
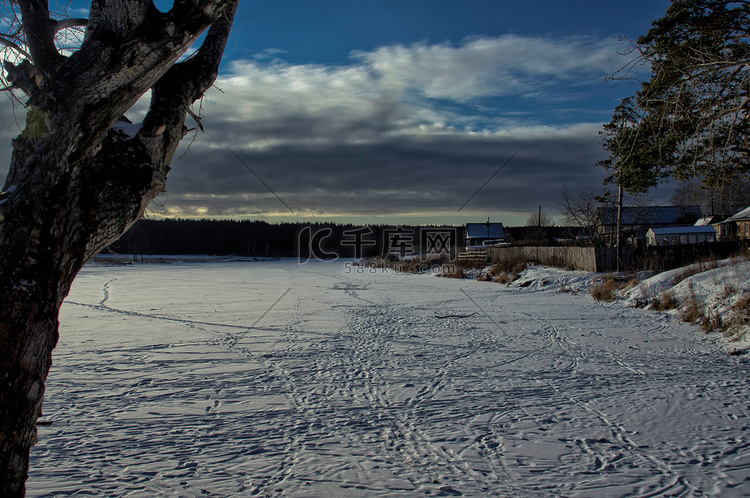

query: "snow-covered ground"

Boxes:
[27, 259, 750, 496]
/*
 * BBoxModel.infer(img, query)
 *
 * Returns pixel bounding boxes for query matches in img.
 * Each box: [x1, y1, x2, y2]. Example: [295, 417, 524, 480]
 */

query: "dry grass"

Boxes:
[651, 291, 678, 311]
[591, 276, 618, 302]
[632, 283, 654, 308]
[722, 283, 738, 300]
[680, 283, 704, 323]
[627, 256, 750, 339]
[488, 254, 532, 285]
[663, 291, 678, 310]
[737, 294, 750, 313]
[724, 294, 750, 340]
[437, 257, 485, 279]
[702, 309, 723, 333]
[591, 273, 640, 302]
[671, 260, 750, 337]
[494, 273, 512, 284]
[441, 265, 465, 279]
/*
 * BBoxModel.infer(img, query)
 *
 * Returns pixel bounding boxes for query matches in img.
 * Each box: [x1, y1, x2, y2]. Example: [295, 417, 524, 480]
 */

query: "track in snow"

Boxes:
[28, 260, 750, 497]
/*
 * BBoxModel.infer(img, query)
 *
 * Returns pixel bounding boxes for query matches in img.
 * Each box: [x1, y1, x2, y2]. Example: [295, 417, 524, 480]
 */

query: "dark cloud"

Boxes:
[161, 123, 609, 222]
[1, 34, 665, 225]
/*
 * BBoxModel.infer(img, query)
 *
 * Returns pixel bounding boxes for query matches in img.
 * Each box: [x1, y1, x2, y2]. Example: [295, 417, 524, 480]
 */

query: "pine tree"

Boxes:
[603, 0, 750, 194]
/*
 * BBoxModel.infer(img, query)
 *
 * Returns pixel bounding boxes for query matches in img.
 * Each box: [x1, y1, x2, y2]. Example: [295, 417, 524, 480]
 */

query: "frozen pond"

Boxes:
[28, 260, 750, 496]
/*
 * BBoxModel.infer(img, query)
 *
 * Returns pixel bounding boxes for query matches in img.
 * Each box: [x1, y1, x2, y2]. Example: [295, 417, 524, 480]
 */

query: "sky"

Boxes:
[0, 0, 674, 226]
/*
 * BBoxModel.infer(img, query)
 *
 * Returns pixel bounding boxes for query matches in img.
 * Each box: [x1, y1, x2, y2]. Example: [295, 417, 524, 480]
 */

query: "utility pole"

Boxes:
[538, 206, 542, 246]
[616, 184, 623, 272]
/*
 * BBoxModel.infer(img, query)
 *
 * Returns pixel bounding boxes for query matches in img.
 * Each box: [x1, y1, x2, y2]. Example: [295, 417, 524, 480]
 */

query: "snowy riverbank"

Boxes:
[464, 257, 750, 354]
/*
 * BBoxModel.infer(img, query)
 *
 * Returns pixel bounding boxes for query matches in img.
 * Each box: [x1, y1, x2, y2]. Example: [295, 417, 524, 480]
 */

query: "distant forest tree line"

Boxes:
[104, 219, 579, 258]
[107, 219, 458, 258]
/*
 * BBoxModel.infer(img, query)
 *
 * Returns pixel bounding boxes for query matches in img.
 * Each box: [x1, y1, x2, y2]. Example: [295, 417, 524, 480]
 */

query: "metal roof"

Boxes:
[728, 206, 750, 222]
[466, 223, 505, 239]
[598, 205, 702, 226]
[694, 216, 716, 226]
[647, 226, 717, 235]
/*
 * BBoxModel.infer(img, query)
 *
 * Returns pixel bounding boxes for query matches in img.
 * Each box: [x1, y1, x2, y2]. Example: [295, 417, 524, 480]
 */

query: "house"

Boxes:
[646, 226, 717, 246]
[696, 216, 730, 241]
[694, 215, 733, 242]
[714, 220, 738, 241]
[465, 222, 506, 248]
[721, 206, 750, 241]
[597, 205, 703, 245]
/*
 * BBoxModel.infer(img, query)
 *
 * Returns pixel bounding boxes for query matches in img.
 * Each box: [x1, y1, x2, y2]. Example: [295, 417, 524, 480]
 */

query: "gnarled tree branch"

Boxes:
[51, 17, 87, 33]
[16, 0, 65, 72]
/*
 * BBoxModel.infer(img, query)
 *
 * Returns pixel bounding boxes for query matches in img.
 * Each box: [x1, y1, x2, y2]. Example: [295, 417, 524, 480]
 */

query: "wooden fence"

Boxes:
[618, 242, 743, 272]
[457, 249, 489, 264]
[485, 246, 599, 272]
[480, 241, 745, 273]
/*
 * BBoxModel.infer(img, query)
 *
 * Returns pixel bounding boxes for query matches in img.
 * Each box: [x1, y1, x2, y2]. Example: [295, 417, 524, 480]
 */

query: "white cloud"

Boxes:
[202, 33, 635, 154]
[352, 34, 630, 101]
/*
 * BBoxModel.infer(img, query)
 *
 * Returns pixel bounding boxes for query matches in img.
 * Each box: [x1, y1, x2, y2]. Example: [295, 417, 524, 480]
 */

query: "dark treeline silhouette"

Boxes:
[105, 218, 466, 258]
[504, 226, 589, 245]
[105, 219, 591, 259]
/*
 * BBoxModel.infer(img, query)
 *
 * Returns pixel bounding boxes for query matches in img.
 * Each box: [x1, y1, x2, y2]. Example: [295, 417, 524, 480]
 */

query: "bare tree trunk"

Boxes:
[0, 1, 238, 494]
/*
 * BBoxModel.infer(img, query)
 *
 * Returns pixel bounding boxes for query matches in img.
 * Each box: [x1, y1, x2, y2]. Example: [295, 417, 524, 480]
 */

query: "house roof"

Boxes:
[728, 206, 750, 222]
[647, 226, 717, 235]
[598, 205, 702, 226]
[695, 216, 724, 226]
[466, 223, 505, 239]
